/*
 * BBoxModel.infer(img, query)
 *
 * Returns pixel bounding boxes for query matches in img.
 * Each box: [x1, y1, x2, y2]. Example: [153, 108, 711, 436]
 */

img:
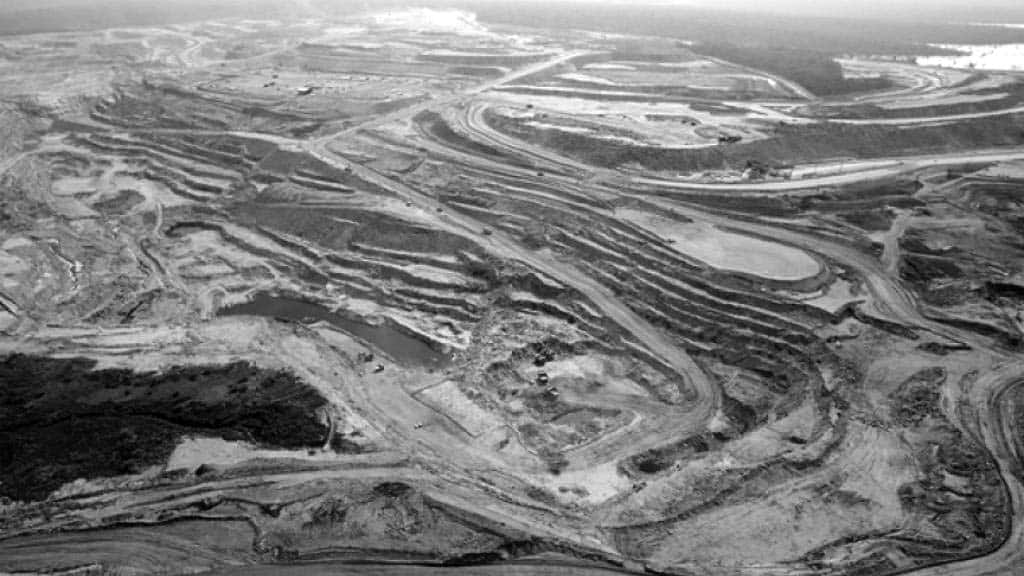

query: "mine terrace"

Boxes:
[2, 3, 1024, 576]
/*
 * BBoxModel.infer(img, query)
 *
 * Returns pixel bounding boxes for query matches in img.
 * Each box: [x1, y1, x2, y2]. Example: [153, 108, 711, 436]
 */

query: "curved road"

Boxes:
[628, 148, 1024, 192]
[828, 105, 1024, 126]
[449, 100, 1024, 194]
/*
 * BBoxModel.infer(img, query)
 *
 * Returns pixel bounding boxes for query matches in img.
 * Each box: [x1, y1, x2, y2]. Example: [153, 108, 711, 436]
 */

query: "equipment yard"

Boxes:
[2, 3, 1024, 576]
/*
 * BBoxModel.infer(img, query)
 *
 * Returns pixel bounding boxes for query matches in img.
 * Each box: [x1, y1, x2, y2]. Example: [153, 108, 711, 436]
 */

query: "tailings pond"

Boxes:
[219, 293, 448, 369]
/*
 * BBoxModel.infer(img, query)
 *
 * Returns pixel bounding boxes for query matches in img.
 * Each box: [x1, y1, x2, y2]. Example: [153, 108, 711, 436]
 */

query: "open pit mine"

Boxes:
[2, 4, 1024, 576]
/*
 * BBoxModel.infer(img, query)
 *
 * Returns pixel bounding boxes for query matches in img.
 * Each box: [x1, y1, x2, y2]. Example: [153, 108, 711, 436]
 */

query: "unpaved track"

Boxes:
[311, 49, 596, 142]
[629, 148, 1024, 192]
[828, 105, 1024, 126]
[460, 100, 600, 176]
[700, 54, 817, 101]
[448, 99, 1024, 194]
[205, 560, 639, 576]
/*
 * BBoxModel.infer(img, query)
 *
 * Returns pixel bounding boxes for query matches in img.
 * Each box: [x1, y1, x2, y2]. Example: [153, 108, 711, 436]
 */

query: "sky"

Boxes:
[534, 0, 1024, 21]
[691, 0, 1022, 19]
[4, 0, 1024, 23]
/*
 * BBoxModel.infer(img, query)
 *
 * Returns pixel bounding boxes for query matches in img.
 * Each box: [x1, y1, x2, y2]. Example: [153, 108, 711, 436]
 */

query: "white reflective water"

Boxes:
[918, 43, 1024, 71]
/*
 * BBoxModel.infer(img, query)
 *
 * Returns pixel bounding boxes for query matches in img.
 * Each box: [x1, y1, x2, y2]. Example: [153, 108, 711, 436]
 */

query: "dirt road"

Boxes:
[629, 148, 1024, 192]
[313, 49, 596, 141]
[829, 105, 1024, 126]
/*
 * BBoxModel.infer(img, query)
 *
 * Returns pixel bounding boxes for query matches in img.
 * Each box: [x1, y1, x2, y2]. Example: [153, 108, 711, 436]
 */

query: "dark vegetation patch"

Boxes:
[695, 43, 894, 97]
[0, 355, 328, 502]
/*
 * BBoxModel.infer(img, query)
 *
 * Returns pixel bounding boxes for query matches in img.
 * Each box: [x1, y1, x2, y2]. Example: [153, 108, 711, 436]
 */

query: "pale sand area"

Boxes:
[617, 208, 821, 281]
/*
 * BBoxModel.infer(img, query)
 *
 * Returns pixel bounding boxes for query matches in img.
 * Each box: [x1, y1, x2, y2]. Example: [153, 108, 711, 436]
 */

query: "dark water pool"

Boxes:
[218, 293, 447, 368]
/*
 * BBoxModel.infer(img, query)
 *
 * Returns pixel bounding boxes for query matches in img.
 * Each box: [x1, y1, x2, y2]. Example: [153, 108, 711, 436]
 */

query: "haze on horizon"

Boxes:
[4, 0, 1024, 23]
[674, 0, 1024, 21]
